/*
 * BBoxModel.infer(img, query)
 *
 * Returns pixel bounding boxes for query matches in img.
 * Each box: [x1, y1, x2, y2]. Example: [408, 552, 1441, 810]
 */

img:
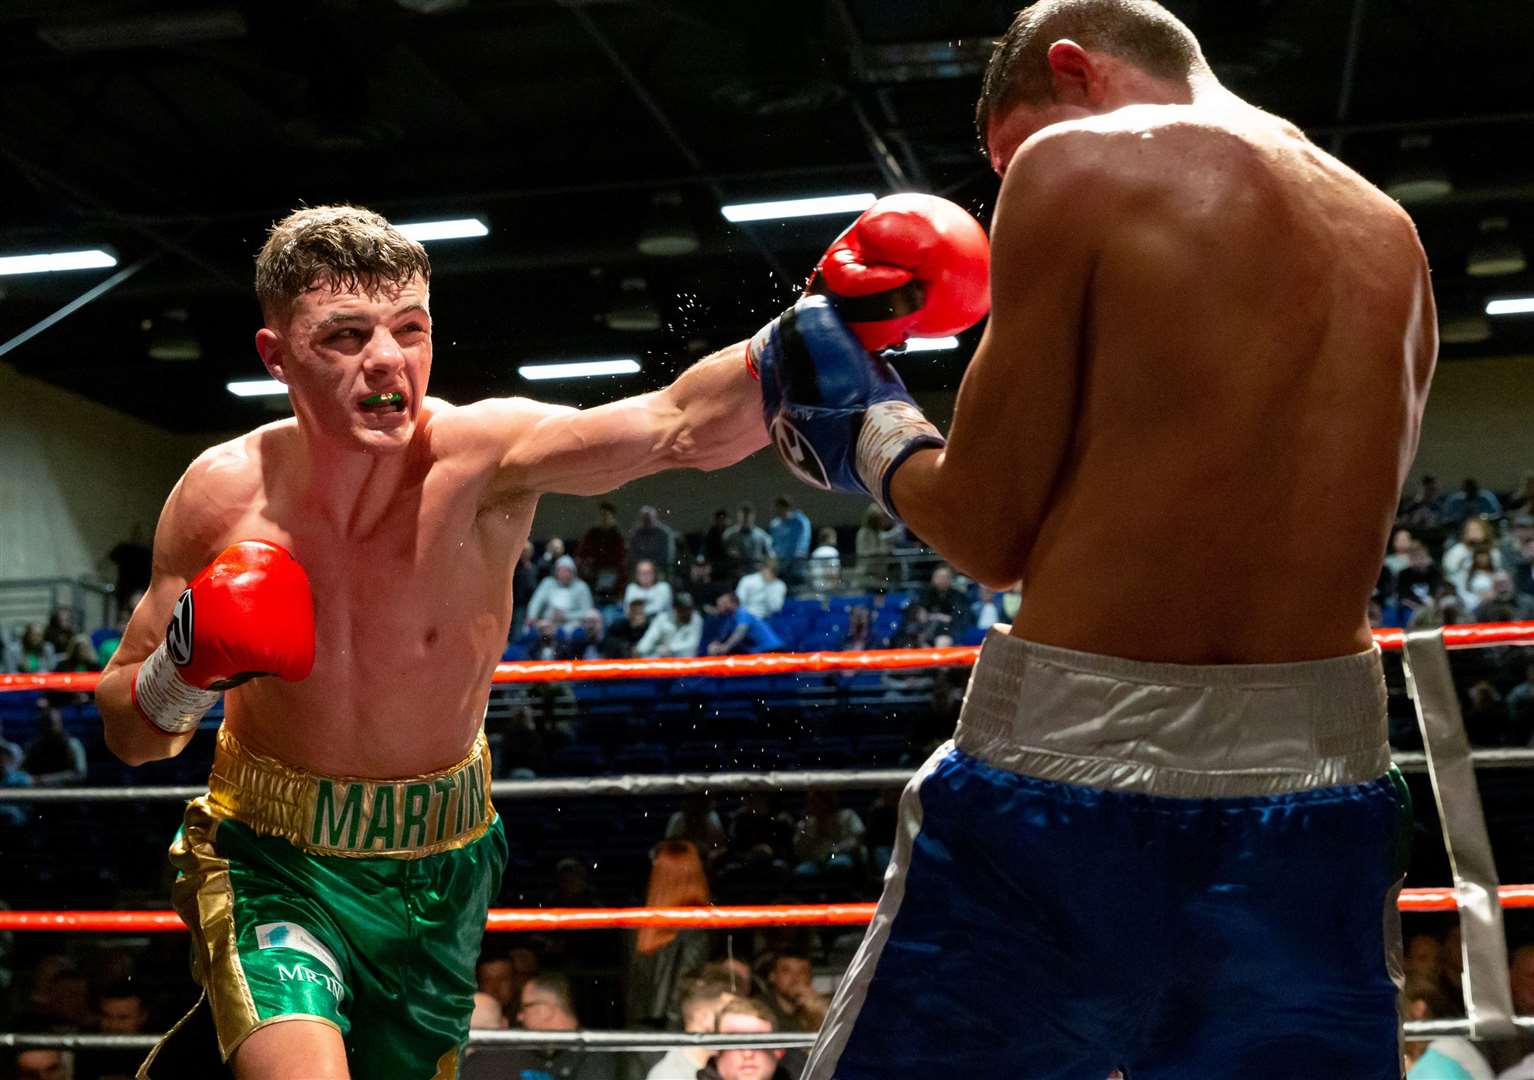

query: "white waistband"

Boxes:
[952, 629, 1391, 798]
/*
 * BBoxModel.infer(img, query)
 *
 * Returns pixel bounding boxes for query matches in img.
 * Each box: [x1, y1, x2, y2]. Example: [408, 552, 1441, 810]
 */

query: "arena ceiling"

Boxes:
[2, 0, 1533, 434]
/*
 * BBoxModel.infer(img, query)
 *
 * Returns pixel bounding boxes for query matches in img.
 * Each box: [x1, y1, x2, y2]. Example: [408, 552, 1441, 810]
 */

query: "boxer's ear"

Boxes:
[255, 327, 288, 384]
[1045, 39, 1105, 106]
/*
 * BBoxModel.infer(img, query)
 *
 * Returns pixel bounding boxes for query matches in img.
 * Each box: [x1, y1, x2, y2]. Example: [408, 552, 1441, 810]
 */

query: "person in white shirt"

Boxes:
[643, 974, 739, 1080]
[807, 527, 842, 593]
[636, 594, 703, 658]
[623, 559, 674, 617]
[736, 557, 787, 619]
[526, 554, 595, 623]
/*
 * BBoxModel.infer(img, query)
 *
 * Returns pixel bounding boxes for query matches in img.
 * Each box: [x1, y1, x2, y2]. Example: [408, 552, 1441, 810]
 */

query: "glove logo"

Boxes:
[770, 415, 831, 490]
[166, 589, 194, 667]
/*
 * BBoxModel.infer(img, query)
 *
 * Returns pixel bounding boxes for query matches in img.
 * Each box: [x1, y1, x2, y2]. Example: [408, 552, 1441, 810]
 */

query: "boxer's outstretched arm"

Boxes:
[890, 131, 1108, 589]
[471, 341, 769, 498]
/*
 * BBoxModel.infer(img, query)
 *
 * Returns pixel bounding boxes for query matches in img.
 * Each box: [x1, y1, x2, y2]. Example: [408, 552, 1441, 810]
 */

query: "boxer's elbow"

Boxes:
[97, 670, 174, 767]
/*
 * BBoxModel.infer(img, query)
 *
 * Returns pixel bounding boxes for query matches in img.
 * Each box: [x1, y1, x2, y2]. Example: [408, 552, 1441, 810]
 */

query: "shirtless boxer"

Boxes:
[96, 201, 987, 1079]
[752, 2, 1437, 1077]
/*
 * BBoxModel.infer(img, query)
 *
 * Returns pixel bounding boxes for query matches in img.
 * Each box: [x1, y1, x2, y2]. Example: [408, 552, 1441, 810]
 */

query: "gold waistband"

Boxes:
[205, 726, 494, 859]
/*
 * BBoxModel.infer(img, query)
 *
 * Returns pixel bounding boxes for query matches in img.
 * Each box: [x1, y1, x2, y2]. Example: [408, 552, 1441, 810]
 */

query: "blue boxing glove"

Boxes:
[749, 293, 944, 524]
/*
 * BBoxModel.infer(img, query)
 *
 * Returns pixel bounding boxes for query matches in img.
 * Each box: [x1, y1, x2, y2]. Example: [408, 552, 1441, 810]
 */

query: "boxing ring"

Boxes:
[3, 621, 1534, 1055]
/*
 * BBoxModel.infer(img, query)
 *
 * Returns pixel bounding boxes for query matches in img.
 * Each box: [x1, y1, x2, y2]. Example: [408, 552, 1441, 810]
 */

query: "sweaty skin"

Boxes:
[894, 77, 1436, 664]
[97, 278, 766, 777]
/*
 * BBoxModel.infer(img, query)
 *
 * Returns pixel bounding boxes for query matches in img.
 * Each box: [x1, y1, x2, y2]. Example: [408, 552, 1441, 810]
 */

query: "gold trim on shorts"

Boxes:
[206, 725, 495, 858]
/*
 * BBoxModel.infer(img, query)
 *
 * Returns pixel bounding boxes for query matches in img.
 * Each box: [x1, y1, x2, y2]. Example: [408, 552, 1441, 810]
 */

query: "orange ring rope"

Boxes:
[3, 620, 1532, 694]
[1, 887, 1530, 933]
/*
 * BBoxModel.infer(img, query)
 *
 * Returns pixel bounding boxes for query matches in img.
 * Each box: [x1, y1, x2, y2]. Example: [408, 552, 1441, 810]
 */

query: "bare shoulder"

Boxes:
[427, 394, 573, 459]
[158, 425, 274, 575]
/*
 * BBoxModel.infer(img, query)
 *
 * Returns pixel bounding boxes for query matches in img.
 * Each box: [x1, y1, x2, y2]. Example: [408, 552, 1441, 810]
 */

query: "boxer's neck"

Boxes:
[290, 425, 422, 537]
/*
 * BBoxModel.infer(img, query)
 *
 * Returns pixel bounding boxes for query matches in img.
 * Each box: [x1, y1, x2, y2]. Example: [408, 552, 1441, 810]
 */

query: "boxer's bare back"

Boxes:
[896, 86, 1437, 664]
[99, 278, 764, 777]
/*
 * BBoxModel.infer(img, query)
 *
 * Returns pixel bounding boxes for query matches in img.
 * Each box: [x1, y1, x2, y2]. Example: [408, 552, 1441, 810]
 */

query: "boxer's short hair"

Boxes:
[976, 0, 1207, 150]
[255, 204, 431, 323]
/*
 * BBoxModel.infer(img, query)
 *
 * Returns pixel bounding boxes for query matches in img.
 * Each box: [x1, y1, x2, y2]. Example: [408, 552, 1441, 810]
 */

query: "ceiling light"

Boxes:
[1486, 297, 1534, 317]
[393, 217, 489, 242]
[518, 358, 642, 381]
[1438, 314, 1491, 345]
[1467, 218, 1526, 278]
[903, 336, 960, 353]
[0, 249, 117, 276]
[1384, 134, 1452, 204]
[721, 194, 878, 224]
[227, 379, 288, 397]
[637, 191, 699, 257]
[604, 278, 662, 333]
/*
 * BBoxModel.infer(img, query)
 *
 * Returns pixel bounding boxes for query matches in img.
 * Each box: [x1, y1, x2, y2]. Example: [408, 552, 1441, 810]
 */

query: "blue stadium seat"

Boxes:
[610, 742, 670, 773]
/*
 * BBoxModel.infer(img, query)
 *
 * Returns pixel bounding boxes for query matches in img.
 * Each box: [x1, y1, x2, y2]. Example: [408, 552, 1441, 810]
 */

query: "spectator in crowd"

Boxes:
[546, 857, 603, 909]
[892, 603, 933, 649]
[1509, 663, 1534, 742]
[736, 558, 787, 620]
[1401, 974, 1493, 1079]
[1385, 527, 1416, 578]
[511, 541, 538, 642]
[637, 594, 704, 659]
[42, 608, 78, 656]
[760, 951, 829, 1034]
[527, 555, 596, 624]
[13, 1050, 70, 1080]
[726, 794, 795, 866]
[665, 795, 728, 864]
[839, 606, 877, 652]
[703, 509, 733, 580]
[807, 528, 842, 593]
[536, 536, 568, 578]
[1400, 474, 1445, 530]
[701, 997, 790, 1080]
[0, 743, 32, 830]
[768, 495, 813, 583]
[524, 614, 565, 661]
[1441, 478, 1502, 527]
[5, 624, 55, 675]
[687, 558, 729, 611]
[1444, 518, 1501, 593]
[52, 634, 99, 674]
[644, 973, 740, 1080]
[706, 593, 785, 657]
[1504, 515, 1534, 586]
[76, 981, 152, 1080]
[22, 706, 86, 787]
[973, 586, 1003, 633]
[627, 840, 714, 1029]
[16, 954, 90, 1032]
[855, 505, 902, 589]
[625, 559, 675, 617]
[469, 991, 507, 1030]
[560, 610, 613, 661]
[607, 599, 653, 657]
[93, 593, 139, 668]
[723, 504, 774, 583]
[792, 790, 866, 881]
[1475, 572, 1534, 624]
[1397, 542, 1446, 611]
[917, 564, 971, 641]
[630, 506, 679, 576]
[1409, 587, 1472, 632]
[0, 716, 22, 765]
[478, 949, 540, 1017]
[577, 502, 629, 602]
[1459, 549, 1500, 609]
[512, 973, 621, 1080]
[1508, 472, 1534, 516]
[106, 525, 153, 621]
[1463, 682, 1508, 747]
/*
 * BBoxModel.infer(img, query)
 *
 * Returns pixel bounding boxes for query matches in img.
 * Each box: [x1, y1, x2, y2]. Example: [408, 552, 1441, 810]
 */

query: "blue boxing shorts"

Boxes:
[805, 630, 1409, 1080]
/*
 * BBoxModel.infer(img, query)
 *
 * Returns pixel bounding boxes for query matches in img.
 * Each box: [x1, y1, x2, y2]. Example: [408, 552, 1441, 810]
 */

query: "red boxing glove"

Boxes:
[132, 540, 315, 735]
[810, 193, 991, 352]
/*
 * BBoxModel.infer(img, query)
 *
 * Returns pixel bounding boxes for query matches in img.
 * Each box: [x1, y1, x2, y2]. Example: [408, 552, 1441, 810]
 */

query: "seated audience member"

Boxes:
[527, 555, 596, 623]
[625, 559, 675, 617]
[13, 1050, 71, 1080]
[76, 981, 152, 1080]
[536, 536, 567, 578]
[706, 593, 785, 656]
[1513, 518, 1534, 597]
[477, 948, 540, 1016]
[792, 790, 866, 880]
[0, 743, 31, 829]
[645, 974, 740, 1080]
[607, 599, 653, 657]
[1509, 472, 1534, 517]
[760, 950, 829, 1034]
[511, 541, 538, 641]
[1458, 549, 1500, 609]
[636, 594, 704, 658]
[722, 504, 774, 582]
[665, 795, 728, 864]
[855, 504, 900, 589]
[1409, 588, 1473, 632]
[973, 586, 1002, 632]
[892, 603, 934, 649]
[1475, 572, 1534, 624]
[1397, 542, 1445, 611]
[701, 997, 791, 1080]
[466, 972, 620, 1080]
[1401, 974, 1493, 1079]
[1404, 933, 1443, 984]
[1465, 682, 1509, 746]
[1385, 527, 1416, 578]
[42, 607, 78, 655]
[578, 501, 629, 601]
[559, 609, 612, 661]
[703, 508, 733, 578]
[470, 990, 508, 1030]
[917, 565, 970, 639]
[736, 558, 787, 619]
[523, 613, 566, 661]
[22, 705, 86, 787]
[1440, 478, 1501, 527]
[53, 634, 99, 673]
[839, 606, 883, 652]
[630, 505, 679, 575]
[0, 717, 23, 768]
[1400, 474, 1445, 531]
[688, 558, 729, 611]
[806, 528, 842, 593]
[769, 495, 813, 584]
[1443, 518, 1501, 590]
[726, 794, 795, 864]
[627, 841, 714, 1029]
[5, 624, 55, 674]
